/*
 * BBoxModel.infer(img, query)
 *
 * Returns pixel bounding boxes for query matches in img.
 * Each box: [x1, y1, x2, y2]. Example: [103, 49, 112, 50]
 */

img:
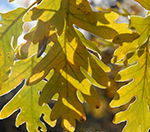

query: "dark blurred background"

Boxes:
[0, 0, 146, 131]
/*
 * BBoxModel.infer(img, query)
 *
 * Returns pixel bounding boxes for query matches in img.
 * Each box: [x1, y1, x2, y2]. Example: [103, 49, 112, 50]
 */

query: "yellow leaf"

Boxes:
[24, 0, 114, 131]
[75, 29, 102, 56]
[129, 15, 150, 45]
[24, 20, 58, 58]
[111, 15, 150, 64]
[16, 41, 38, 59]
[134, 0, 150, 10]
[24, 0, 123, 40]
[24, 0, 62, 22]
[69, 2, 118, 39]
[0, 80, 55, 132]
[113, 33, 140, 45]
[0, 56, 55, 131]
[110, 45, 150, 132]
[0, 8, 25, 85]
[27, 22, 109, 130]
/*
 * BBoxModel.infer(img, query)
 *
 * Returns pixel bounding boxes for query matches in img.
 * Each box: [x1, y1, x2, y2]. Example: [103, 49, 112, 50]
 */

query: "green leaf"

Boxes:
[0, 56, 55, 131]
[110, 45, 150, 132]
[0, 8, 26, 88]
[134, 0, 150, 10]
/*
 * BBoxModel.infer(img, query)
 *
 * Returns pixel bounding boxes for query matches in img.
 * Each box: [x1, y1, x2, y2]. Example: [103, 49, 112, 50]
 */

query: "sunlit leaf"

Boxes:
[27, 22, 109, 131]
[24, 0, 62, 22]
[134, 0, 150, 10]
[69, 1, 118, 39]
[99, 12, 132, 35]
[1, 0, 146, 131]
[0, 56, 55, 131]
[96, 2, 130, 16]
[24, 0, 127, 40]
[111, 15, 150, 64]
[90, 53, 111, 72]
[0, 8, 26, 88]
[75, 29, 102, 56]
[0, 80, 55, 132]
[129, 15, 150, 45]
[110, 45, 150, 132]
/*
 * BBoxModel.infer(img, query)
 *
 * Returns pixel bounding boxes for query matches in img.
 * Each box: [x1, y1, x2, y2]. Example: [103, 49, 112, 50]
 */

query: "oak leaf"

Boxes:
[110, 44, 150, 132]
[0, 56, 55, 132]
[0, 8, 25, 89]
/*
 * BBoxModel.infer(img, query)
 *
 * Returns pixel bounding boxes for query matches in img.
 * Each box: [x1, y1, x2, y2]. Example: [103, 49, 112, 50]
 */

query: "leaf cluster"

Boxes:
[0, 0, 150, 132]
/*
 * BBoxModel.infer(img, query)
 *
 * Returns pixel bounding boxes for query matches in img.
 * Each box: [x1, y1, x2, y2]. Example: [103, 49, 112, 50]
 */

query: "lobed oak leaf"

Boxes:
[0, 56, 55, 131]
[75, 29, 102, 56]
[129, 15, 150, 45]
[111, 15, 150, 64]
[27, 23, 109, 131]
[24, 0, 115, 131]
[110, 44, 150, 132]
[0, 8, 26, 89]
[24, 0, 128, 40]
[0, 80, 55, 132]
[69, 1, 118, 39]
[24, 0, 62, 22]
[24, 19, 60, 57]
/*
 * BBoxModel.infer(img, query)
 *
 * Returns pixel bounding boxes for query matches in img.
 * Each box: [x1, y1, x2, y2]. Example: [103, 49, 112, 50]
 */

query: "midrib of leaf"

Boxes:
[141, 45, 149, 99]
[131, 19, 150, 38]
[64, 35, 69, 98]
[31, 57, 34, 120]
[67, 63, 89, 94]
[125, 45, 149, 130]
[119, 47, 149, 102]
[30, 57, 35, 122]
[9, 65, 30, 83]
[64, 0, 70, 98]
[69, 2, 91, 24]
[67, 32, 87, 63]
[62, 0, 93, 95]
[30, 85, 34, 124]
[0, 1, 38, 40]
